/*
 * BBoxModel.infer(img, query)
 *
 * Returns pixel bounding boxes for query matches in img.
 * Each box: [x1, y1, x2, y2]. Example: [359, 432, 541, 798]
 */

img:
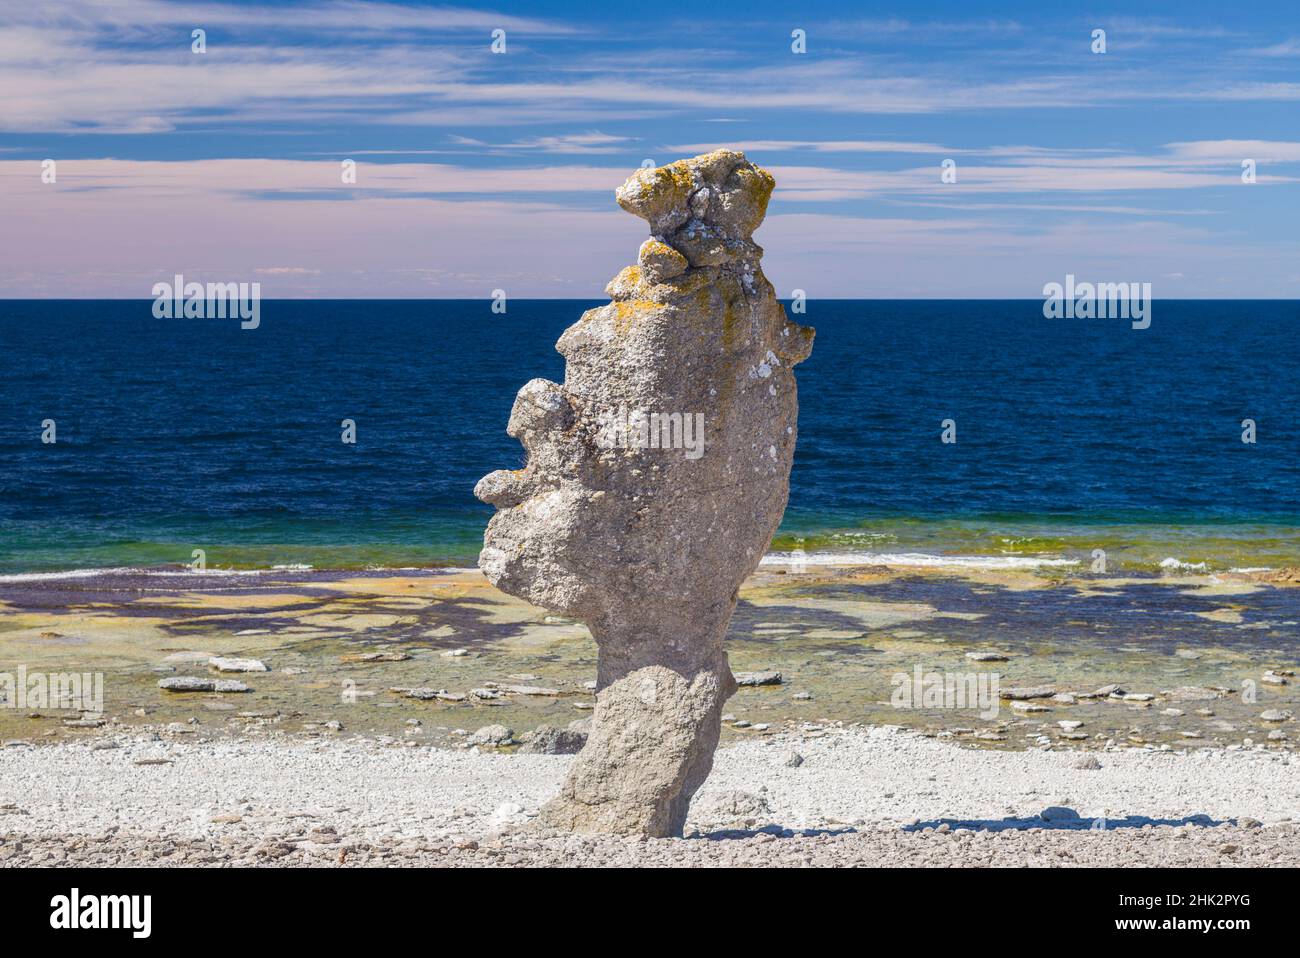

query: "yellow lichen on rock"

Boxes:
[611, 299, 659, 335]
[637, 238, 688, 283]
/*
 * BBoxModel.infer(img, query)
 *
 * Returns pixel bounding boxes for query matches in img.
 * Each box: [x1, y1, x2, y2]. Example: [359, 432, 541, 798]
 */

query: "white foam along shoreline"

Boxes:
[761, 550, 1080, 570]
[2, 555, 1274, 583]
[0, 564, 489, 584]
[0, 566, 278, 583]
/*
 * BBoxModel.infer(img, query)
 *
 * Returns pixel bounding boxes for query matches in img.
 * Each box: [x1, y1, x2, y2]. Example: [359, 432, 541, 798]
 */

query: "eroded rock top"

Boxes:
[614, 150, 774, 268]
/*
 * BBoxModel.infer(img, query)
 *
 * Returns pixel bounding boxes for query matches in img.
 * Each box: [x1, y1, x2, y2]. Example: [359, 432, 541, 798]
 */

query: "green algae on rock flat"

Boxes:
[1, 565, 1296, 752]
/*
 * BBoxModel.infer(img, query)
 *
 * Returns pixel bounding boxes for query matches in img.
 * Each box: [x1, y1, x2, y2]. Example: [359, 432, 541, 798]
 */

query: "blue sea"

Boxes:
[1, 299, 1298, 575]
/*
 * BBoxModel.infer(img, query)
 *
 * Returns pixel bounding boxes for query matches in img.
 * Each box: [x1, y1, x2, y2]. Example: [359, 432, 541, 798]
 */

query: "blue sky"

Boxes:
[2, 0, 1298, 296]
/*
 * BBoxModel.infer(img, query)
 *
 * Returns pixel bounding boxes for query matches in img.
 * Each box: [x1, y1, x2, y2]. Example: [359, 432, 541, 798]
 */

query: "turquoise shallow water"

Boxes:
[2, 299, 1299, 573]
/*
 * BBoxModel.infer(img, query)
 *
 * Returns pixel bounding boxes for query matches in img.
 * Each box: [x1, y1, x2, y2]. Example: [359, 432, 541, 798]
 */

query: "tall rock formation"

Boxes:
[475, 150, 814, 837]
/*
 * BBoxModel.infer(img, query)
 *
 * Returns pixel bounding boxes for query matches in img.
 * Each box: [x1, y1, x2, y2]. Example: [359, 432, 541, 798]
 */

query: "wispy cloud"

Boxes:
[821, 18, 1025, 37]
[6, 2, 1300, 136]
[9, 0, 575, 34]
[450, 131, 635, 153]
[3, 2, 1298, 297]
[1248, 37, 1300, 57]
[664, 140, 954, 155]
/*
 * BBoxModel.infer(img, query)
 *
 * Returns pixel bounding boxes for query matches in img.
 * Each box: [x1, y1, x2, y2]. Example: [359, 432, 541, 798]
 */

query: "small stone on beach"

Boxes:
[1011, 701, 1050, 713]
[159, 677, 250, 693]
[469, 725, 514, 747]
[209, 656, 269, 672]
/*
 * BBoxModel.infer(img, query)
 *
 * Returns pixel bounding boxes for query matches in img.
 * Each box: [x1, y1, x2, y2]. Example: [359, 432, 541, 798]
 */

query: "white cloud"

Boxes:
[450, 131, 636, 153]
[664, 140, 953, 155]
[9, 1, 575, 34]
[5, 4, 1299, 135]
[1164, 140, 1300, 163]
[3, 157, 1297, 298]
[1247, 38, 1300, 57]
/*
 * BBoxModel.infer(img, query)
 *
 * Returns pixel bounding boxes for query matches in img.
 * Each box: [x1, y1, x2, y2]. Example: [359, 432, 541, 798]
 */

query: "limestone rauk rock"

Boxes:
[475, 150, 813, 837]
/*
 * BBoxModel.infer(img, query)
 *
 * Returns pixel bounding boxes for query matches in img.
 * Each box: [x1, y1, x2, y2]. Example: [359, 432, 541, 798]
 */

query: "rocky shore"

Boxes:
[7, 822, 1293, 868]
[3, 561, 1297, 864]
[3, 724, 1296, 867]
[3, 565, 1297, 753]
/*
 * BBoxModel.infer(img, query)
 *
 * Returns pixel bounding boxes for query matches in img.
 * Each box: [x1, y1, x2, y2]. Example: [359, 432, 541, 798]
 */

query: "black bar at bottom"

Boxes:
[0, 865, 1284, 942]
